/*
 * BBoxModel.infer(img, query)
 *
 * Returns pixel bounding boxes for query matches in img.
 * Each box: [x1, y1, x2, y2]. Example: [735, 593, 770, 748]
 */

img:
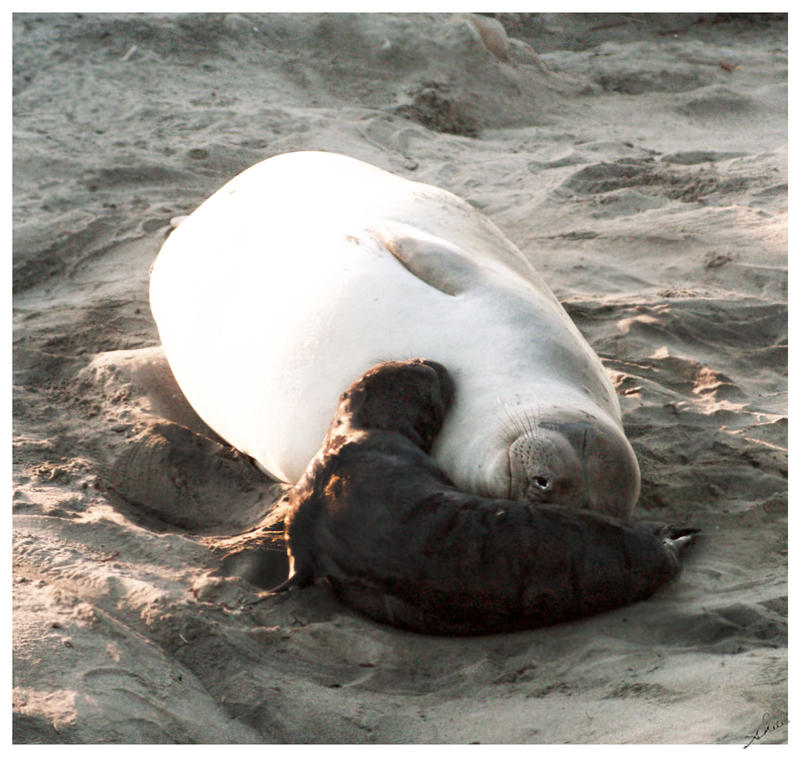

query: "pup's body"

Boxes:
[283, 360, 695, 635]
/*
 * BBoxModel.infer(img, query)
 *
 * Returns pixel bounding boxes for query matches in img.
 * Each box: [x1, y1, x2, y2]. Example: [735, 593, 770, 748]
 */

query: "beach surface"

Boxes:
[12, 13, 787, 744]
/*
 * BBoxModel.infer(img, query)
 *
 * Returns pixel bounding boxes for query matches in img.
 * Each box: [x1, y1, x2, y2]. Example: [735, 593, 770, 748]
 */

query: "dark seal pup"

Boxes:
[278, 359, 697, 635]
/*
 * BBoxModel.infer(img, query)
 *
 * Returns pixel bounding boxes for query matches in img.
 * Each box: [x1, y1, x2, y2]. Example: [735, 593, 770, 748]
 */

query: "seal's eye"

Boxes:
[533, 476, 550, 491]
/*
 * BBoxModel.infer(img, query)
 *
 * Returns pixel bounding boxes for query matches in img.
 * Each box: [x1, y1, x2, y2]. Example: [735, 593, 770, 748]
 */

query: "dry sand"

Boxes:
[12, 12, 787, 744]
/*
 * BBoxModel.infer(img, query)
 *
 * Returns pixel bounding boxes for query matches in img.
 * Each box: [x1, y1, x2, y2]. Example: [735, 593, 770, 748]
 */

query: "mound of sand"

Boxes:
[12, 13, 787, 744]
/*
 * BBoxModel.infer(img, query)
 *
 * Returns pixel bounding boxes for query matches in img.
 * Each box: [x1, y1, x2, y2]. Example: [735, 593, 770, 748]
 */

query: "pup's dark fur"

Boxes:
[281, 359, 696, 635]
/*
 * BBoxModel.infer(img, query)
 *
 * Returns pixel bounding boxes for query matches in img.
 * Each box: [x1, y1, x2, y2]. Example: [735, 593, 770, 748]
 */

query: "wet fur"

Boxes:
[282, 360, 696, 635]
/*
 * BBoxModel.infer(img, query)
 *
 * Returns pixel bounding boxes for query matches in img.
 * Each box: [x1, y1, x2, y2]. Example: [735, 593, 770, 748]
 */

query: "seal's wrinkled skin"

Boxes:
[281, 360, 696, 635]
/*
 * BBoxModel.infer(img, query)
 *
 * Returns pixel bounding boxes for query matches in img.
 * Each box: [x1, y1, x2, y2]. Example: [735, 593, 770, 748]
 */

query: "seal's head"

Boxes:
[333, 359, 455, 453]
[503, 410, 640, 519]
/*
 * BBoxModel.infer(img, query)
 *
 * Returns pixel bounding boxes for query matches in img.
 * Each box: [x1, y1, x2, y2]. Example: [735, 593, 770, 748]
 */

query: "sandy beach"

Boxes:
[12, 13, 787, 744]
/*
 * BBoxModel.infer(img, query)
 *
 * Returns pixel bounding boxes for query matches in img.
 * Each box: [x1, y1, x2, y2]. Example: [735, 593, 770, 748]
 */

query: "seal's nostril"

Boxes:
[533, 476, 550, 491]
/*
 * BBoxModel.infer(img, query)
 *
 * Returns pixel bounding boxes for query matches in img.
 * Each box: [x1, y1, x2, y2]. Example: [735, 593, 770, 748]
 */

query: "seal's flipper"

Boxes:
[241, 569, 311, 607]
[372, 221, 481, 297]
[267, 571, 308, 594]
[662, 526, 701, 556]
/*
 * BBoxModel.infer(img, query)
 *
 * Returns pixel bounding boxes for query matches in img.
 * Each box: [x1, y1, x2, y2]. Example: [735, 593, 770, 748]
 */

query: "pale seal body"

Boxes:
[150, 151, 640, 517]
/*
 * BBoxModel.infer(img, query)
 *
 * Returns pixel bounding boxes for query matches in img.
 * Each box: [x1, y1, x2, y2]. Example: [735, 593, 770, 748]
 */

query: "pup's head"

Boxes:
[334, 359, 454, 453]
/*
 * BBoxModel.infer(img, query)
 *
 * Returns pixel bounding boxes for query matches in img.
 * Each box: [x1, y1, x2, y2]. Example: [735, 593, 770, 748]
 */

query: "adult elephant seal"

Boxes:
[150, 150, 640, 518]
[279, 359, 695, 635]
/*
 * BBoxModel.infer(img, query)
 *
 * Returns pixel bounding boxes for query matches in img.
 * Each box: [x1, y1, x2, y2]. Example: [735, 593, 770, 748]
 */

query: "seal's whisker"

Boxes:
[499, 400, 542, 441]
[498, 400, 527, 439]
